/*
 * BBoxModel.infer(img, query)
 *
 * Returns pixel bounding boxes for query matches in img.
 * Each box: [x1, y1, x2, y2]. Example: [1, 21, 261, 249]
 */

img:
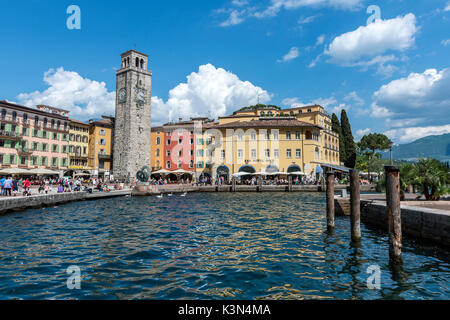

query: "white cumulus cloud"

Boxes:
[17, 67, 115, 120]
[151, 64, 271, 125]
[277, 47, 300, 63]
[324, 13, 417, 74]
[371, 68, 450, 124]
[356, 128, 371, 140]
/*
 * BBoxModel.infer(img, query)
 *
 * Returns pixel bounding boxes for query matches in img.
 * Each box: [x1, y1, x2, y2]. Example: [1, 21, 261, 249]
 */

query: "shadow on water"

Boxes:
[0, 192, 448, 300]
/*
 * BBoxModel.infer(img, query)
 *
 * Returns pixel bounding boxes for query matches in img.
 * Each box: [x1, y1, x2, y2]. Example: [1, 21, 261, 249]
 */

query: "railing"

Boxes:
[0, 130, 23, 139]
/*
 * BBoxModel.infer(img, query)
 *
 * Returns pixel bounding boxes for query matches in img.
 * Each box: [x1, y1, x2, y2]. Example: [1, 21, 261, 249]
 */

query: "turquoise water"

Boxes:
[0, 193, 448, 300]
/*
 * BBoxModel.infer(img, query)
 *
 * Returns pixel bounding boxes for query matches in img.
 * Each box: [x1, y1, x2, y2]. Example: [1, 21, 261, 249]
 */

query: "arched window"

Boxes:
[268, 111, 273, 117]
[23, 113, 28, 123]
[1, 109, 6, 120]
[12, 111, 17, 121]
[43, 118, 48, 127]
[136, 57, 139, 67]
[298, 109, 303, 114]
[51, 119, 55, 128]
[156, 137, 161, 145]
[82, 136, 88, 143]
[57, 120, 60, 129]
[76, 135, 81, 142]
[290, 111, 294, 116]
[260, 111, 265, 116]
[140, 59, 144, 69]
[156, 148, 160, 157]
[34, 116, 39, 125]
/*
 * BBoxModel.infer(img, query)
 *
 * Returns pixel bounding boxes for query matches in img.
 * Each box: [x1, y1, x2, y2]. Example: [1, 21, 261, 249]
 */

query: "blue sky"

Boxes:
[0, 0, 449, 143]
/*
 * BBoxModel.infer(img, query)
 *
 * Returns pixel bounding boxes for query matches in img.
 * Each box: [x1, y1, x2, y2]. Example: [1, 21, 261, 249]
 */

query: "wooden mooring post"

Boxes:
[349, 169, 361, 242]
[326, 171, 335, 231]
[288, 175, 293, 192]
[232, 177, 236, 192]
[385, 166, 402, 266]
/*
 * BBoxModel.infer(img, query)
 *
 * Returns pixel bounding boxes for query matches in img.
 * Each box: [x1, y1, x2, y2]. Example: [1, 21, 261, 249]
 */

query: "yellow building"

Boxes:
[151, 126, 164, 171]
[68, 119, 91, 175]
[194, 104, 342, 180]
[88, 116, 114, 179]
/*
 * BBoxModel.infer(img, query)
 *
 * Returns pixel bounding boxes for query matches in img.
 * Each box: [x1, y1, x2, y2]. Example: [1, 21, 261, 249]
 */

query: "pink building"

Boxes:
[0, 101, 70, 176]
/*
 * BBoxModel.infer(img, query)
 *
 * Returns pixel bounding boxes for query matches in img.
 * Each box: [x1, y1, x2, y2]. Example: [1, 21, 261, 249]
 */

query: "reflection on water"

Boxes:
[0, 193, 448, 300]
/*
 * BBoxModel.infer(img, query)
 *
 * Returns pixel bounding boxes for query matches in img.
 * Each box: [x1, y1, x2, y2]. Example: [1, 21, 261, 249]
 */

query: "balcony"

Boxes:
[69, 152, 89, 159]
[0, 130, 24, 140]
[0, 117, 20, 125]
[98, 152, 111, 160]
[17, 147, 33, 155]
[46, 125, 69, 133]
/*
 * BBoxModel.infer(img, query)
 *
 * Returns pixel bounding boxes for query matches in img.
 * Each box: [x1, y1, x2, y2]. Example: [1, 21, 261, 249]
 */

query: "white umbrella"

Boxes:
[0, 168, 32, 175]
[30, 168, 60, 175]
[231, 172, 250, 177]
[172, 169, 193, 175]
[152, 169, 170, 175]
[254, 171, 268, 176]
[289, 171, 306, 175]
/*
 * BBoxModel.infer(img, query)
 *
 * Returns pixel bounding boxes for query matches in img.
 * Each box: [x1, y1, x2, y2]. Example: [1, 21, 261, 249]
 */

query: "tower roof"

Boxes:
[120, 49, 148, 57]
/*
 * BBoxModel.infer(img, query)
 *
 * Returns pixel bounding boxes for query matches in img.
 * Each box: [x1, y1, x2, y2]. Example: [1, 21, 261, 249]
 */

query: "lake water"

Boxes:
[0, 192, 448, 300]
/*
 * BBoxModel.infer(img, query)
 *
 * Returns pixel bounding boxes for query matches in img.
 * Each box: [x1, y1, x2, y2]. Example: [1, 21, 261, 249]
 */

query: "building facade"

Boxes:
[68, 119, 91, 175]
[114, 49, 152, 181]
[88, 116, 114, 179]
[0, 101, 70, 176]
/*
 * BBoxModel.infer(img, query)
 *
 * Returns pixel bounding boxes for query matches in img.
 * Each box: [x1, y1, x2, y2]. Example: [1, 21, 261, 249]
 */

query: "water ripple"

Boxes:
[0, 192, 448, 300]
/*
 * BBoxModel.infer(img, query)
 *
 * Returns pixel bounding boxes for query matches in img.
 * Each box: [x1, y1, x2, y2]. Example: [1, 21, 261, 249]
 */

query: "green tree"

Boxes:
[359, 133, 391, 181]
[332, 113, 346, 165]
[340, 110, 356, 168]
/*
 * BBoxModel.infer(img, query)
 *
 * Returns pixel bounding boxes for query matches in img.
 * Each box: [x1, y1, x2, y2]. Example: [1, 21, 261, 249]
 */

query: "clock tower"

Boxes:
[113, 49, 152, 181]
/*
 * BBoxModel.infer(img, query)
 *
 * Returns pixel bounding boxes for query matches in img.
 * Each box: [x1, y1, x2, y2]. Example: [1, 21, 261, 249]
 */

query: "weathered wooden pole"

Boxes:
[326, 171, 335, 230]
[288, 175, 292, 192]
[349, 169, 361, 242]
[385, 166, 402, 266]
[232, 177, 236, 192]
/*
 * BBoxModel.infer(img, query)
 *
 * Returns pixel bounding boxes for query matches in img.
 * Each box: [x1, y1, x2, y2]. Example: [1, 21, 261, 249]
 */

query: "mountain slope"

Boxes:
[382, 133, 450, 162]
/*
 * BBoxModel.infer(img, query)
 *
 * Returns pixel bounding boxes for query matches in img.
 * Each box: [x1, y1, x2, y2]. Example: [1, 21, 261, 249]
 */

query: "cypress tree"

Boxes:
[340, 110, 356, 168]
[331, 113, 346, 165]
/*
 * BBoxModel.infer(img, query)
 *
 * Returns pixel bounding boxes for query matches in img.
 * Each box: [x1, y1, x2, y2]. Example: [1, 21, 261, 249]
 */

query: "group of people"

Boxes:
[0, 176, 32, 197]
[0, 176, 127, 197]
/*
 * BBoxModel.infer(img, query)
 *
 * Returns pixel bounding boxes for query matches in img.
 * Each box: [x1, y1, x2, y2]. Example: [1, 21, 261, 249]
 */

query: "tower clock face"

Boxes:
[118, 88, 127, 103]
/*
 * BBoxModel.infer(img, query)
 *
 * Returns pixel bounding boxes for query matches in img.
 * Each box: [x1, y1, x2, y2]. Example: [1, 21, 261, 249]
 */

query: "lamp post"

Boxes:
[389, 141, 394, 166]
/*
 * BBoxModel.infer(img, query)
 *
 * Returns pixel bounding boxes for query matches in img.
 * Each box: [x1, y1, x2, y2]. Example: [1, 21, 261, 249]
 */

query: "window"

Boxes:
[296, 149, 301, 158]
[31, 156, 37, 165]
[99, 129, 106, 136]
[305, 131, 312, 140]
[156, 137, 161, 145]
[0, 154, 3, 164]
[197, 149, 204, 157]
[315, 147, 319, 159]
[1, 109, 6, 120]
[238, 149, 243, 159]
[265, 149, 270, 158]
[197, 162, 204, 168]
[286, 149, 292, 158]
[167, 139, 171, 145]
[166, 161, 171, 169]
[265, 131, 270, 140]
[43, 118, 48, 127]
[20, 156, 26, 165]
[42, 143, 48, 151]
[273, 131, 279, 140]
[220, 150, 225, 159]
[99, 139, 106, 145]
[190, 150, 194, 156]
[42, 131, 47, 139]
[22, 128, 27, 136]
[12, 112, 17, 121]
[190, 139, 194, 145]
[178, 138, 182, 144]
[274, 149, 279, 159]
[307, 109, 312, 113]
[166, 150, 171, 157]
[189, 160, 194, 168]
[23, 113, 28, 123]
[53, 132, 58, 140]
[286, 131, 291, 140]
[0, 140, 4, 147]
[177, 161, 182, 168]
[250, 132, 256, 141]
[237, 133, 243, 141]
[83, 147, 87, 154]
[178, 150, 182, 157]
[295, 131, 301, 140]
[99, 160, 105, 169]
[52, 145, 58, 153]
[52, 158, 58, 167]
[156, 149, 160, 157]
[41, 157, 47, 165]
[251, 149, 256, 159]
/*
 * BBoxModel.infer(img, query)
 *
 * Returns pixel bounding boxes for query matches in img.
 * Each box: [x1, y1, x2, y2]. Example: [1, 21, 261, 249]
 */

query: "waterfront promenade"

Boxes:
[0, 189, 131, 215]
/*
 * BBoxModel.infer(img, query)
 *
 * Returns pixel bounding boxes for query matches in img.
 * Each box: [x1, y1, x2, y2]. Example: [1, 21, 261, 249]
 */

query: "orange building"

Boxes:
[150, 126, 164, 171]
